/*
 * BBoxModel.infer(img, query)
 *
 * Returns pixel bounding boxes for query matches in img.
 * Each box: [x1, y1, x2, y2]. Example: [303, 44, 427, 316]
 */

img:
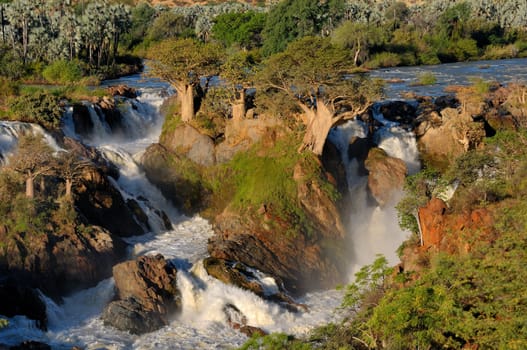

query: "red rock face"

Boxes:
[418, 198, 494, 253]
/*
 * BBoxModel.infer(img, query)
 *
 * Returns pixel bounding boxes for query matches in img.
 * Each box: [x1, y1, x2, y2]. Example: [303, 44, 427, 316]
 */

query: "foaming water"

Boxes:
[329, 110, 417, 278]
[0, 121, 63, 164]
[1, 72, 416, 349]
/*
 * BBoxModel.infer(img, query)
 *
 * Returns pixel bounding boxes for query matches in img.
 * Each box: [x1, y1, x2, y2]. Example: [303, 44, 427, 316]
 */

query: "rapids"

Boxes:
[0, 60, 449, 348]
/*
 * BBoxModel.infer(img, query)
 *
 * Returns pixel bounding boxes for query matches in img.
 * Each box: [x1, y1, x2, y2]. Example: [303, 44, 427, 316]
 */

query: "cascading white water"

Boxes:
[0, 121, 63, 164]
[329, 103, 419, 278]
[0, 76, 417, 349]
[0, 82, 343, 349]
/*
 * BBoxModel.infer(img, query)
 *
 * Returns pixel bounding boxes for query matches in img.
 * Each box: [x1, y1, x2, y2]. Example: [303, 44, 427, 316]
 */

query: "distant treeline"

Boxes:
[125, 0, 527, 67]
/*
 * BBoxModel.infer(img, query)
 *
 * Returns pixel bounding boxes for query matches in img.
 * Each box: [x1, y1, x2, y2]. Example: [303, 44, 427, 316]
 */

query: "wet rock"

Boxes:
[103, 254, 181, 335]
[239, 326, 267, 338]
[223, 303, 267, 337]
[0, 223, 126, 299]
[126, 198, 150, 230]
[365, 147, 407, 206]
[204, 257, 305, 312]
[102, 298, 166, 335]
[379, 101, 417, 126]
[71, 104, 93, 137]
[97, 99, 125, 134]
[9, 341, 51, 350]
[321, 140, 348, 195]
[108, 85, 137, 99]
[140, 143, 208, 215]
[0, 281, 47, 330]
[75, 165, 146, 237]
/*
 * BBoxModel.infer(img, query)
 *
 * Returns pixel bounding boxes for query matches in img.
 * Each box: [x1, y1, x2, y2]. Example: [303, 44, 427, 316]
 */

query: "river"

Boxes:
[1, 58, 526, 349]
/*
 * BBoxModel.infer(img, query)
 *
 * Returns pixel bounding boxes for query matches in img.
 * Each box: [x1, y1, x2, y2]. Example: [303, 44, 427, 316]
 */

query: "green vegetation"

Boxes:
[312, 129, 527, 349]
[9, 92, 63, 129]
[240, 333, 311, 350]
[228, 137, 309, 235]
[42, 60, 83, 85]
[0, 318, 8, 329]
[414, 72, 437, 86]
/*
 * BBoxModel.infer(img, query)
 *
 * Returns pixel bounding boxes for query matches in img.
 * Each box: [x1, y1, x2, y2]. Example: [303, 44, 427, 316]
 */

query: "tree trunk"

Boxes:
[298, 103, 335, 156]
[65, 178, 73, 198]
[26, 174, 34, 199]
[39, 176, 46, 194]
[178, 84, 195, 122]
[232, 89, 246, 122]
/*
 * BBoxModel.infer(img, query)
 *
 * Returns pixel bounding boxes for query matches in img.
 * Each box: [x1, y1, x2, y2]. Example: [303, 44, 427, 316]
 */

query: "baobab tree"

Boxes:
[148, 38, 223, 122]
[8, 134, 55, 198]
[56, 150, 91, 199]
[256, 36, 383, 155]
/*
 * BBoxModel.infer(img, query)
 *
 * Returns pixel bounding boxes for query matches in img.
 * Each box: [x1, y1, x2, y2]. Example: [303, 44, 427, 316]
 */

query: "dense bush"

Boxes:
[42, 60, 84, 84]
[9, 91, 63, 129]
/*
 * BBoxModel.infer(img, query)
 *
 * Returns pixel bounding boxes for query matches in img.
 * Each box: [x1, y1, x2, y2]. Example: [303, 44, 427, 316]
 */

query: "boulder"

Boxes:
[203, 257, 305, 312]
[103, 254, 181, 335]
[102, 298, 166, 335]
[208, 158, 347, 294]
[223, 303, 267, 337]
[379, 101, 417, 126]
[0, 223, 126, 299]
[365, 148, 407, 206]
[107, 85, 137, 99]
[208, 158, 346, 294]
[416, 107, 486, 166]
[215, 117, 282, 163]
[161, 123, 215, 166]
[0, 281, 47, 330]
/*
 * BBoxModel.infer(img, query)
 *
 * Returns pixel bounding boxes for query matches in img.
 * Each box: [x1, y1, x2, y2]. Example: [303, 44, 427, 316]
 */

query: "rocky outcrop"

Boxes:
[417, 198, 495, 253]
[365, 147, 407, 206]
[161, 123, 216, 166]
[215, 117, 282, 163]
[0, 223, 125, 299]
[208, 161, 346, 294]
[140, 143, 208, 215]
[102, 254, 181, 335]
[223, 303, 267, 337]
[0, 280, 47, 330]
[75, 165, 147, 237]
[107, 85, 137, 99]
[203, 257, 305, 312]
[379, 101, 417, 127]
[415, 107, 486, 165]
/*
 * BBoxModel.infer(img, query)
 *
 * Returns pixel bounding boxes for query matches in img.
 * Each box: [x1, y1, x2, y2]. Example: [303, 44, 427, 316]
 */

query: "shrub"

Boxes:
[365, 52, 402, 69]
[42, 60, 83, 85]
[9, 91, 63, 129]
[414, 72, 437, 86]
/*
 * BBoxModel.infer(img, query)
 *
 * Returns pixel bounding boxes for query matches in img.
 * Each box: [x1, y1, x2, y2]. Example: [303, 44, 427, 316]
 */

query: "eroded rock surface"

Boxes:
[365, 147, 407, 206]
[102, 254, 181, 335]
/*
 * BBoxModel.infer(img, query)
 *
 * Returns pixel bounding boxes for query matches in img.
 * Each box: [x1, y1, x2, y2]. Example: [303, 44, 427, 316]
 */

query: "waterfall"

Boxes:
[0, 121, 63, 164]
[329, 103, 418, 278]
[0, 77, 413, 349]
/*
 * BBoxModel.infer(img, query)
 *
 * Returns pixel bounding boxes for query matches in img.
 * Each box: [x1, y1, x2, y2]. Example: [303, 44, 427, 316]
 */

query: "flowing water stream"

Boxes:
[2, 58, 525, 349]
